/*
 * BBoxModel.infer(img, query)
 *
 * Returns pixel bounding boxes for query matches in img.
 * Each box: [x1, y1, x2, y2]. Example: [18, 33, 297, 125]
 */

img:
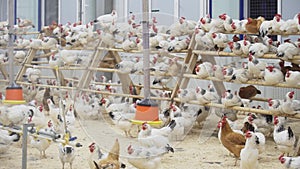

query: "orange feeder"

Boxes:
[132, 99, 162, 126]
[3, 85, 25, 104]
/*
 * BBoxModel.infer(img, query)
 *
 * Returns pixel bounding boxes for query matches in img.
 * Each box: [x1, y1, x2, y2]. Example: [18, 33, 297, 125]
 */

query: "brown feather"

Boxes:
[220, 117, 246, 158]
[238, 85, 261, 99]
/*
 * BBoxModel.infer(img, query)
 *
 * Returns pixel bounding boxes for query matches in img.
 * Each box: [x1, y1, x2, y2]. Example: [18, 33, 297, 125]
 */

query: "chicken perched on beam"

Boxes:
[245, 16, 265, 34]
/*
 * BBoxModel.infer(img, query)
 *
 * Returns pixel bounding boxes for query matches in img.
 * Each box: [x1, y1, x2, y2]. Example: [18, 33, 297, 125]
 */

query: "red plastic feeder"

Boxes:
[3, 85, 25, 104]
[132, 99, 161, 126]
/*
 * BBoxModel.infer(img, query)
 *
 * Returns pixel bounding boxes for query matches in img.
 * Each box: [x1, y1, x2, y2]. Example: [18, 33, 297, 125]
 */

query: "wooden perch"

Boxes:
[173, 98, 300, 119]
[193, 50, 300, 60]
[183, 73, 300, 89]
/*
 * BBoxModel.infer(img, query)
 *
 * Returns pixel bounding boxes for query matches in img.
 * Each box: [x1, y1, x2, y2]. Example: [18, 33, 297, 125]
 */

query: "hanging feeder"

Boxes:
[131, 0, 161, 126]
[132, 98, 161, 126]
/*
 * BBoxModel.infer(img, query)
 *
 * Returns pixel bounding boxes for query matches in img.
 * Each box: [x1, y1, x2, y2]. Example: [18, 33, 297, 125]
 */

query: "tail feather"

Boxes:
[168, 119, 176, 130]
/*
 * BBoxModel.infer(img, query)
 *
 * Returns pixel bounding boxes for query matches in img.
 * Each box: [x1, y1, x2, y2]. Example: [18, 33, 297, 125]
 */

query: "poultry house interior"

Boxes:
[0, 0, 300, 169]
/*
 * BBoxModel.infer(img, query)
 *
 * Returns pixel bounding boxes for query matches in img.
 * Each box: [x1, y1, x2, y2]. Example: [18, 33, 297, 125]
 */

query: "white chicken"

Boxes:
[259, 14, 284, 37]
[279, 154, 300, 169]
[41, 37, 58, 49]
[29, 39, 43, 49]
[46, 98, 61, 126]
[221, 90, 243, 107]
[138, 120, 176, 148]
[211, 64, 224, 80]
[49, 53, 64, 68]
[247, 55, 266, 79]
[241, 38, 251, 55]
[177, 88, 196, 103]
[268, 98, 283, 112]
[17, 18, 35, 28]
[219, 13, 240, 33]
[285, 70, 300, 87]
[195, 61, 213, 78]
[108, 111, 136, 137]
[29, 105, 47, 129]
[276, 40, 300, 60]
[59, 143, 75, 169]
[97, 29, 116, 47]
[263, 65, 284, 85]
[59, 50, 81, 66]
[14, 50, 26, 64]
[29, 135, 51, 159]
[0, 104, 34, 126]
[240, 131, 259, 169]
[94, 10, 118, 29]
[273, 116, 296, 155]
[0, 129, 20, 154]
[23, 67, 42, 84]
[168, 37, 190, 52]
[280, 91, 300, 115]
[211, 32, 229, 51]
[126, 143, 174, 169]
[280, 13, 299, 34]
[249, 42, 269, 58]
[115, 59, 136, 74]
[228, 41, 243, 55]
[199, 13, 224, 32]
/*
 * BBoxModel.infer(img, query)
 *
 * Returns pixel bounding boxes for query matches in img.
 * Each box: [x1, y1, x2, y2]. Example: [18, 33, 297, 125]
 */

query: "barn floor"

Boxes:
[0, 113, 299, 169]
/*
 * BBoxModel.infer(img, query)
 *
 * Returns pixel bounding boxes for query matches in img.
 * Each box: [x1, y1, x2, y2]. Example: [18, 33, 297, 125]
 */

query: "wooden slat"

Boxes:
[183, 73, 300, 89]
[193, 50, 300, 61]
[173, 98, 300, 119]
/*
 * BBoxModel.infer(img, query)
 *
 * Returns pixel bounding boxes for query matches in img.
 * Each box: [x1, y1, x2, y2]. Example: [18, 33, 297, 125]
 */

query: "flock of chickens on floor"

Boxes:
[0, 10, 299, 169]
[0, 81, 300, 169]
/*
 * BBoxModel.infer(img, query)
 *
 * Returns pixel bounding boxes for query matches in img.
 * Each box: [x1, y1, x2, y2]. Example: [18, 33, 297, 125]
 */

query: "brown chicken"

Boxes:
[93, 139, 121, 169]
[219, 116, 246, 166]
[238, 85, 261, 99]
[42, 87, 51, 113]
[245, 16, 265, 34]
[279, 60, 300, 76]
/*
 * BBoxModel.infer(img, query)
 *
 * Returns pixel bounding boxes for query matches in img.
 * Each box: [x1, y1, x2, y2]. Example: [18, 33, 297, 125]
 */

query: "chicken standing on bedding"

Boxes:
[218, 116, 246, 166]
[273, 116, 296, 156]
[240, 131, 259, 169]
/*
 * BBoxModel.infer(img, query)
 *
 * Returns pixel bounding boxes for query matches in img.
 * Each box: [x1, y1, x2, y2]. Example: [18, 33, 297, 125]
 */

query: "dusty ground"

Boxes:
[0, 113, 299, 169]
